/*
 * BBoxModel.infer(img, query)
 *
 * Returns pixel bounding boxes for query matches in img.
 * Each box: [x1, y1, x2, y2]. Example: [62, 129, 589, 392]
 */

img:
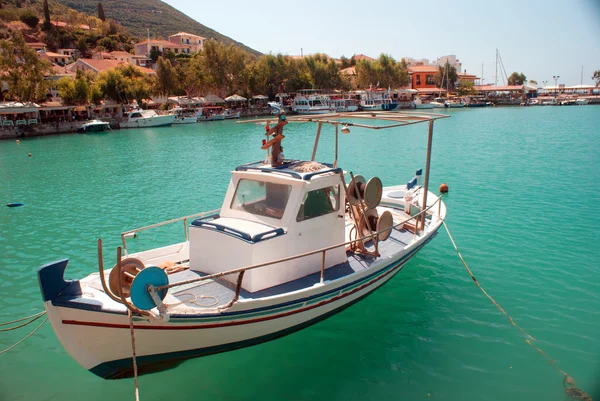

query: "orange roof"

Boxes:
[49, 64, 75, 77]
[42, 51, 69, 58]
[408, 65, 438, 73]
[110, 51, 133, 57]
[353, 54, 375, 61]
[457, 72, 479, 79]
[475, 85, 524, 91]
[340, 66, 356, 75]
[70, 59, 156, 75]
[169, 32, 206, 39]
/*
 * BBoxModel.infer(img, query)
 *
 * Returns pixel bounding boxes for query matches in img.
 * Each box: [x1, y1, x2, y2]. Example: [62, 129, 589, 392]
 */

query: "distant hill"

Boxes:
[55, 0, 261, 56]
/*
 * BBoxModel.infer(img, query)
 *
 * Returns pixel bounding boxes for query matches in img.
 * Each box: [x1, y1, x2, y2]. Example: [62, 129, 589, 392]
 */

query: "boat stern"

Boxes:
[37, 259, 82, 304]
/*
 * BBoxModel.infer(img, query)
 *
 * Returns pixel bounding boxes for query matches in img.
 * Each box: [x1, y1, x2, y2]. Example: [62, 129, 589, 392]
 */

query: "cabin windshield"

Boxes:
[230, 179, 292, 220]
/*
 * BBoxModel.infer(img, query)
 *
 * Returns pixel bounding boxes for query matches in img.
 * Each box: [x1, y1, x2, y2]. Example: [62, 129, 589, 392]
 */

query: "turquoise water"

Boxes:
[1, 107, 599, 401]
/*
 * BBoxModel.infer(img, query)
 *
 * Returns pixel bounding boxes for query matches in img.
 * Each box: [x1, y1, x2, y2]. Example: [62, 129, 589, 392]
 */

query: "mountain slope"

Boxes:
[55, 0, 261, 56]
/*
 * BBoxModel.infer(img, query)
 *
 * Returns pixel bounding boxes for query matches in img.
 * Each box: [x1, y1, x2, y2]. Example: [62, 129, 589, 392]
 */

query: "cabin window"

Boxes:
[231, 179, 291, 220]
[130, 112, 142, 118]
[426, 75, 435, 85]
[296, 186, 340, 222]
[416, 75, 421, 85]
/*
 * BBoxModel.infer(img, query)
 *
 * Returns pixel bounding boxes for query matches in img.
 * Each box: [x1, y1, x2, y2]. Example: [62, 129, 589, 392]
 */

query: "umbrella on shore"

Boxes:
[252, 95, 268, 100]
[225, 94, 247, 102]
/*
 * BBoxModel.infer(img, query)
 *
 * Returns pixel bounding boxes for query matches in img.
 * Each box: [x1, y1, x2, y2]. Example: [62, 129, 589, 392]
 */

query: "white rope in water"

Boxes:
[0, 311, 46, 326]
[443, 221, 592, 401]
[0, 312, 46, 332]
[127, 310, 140, 401]
[0, 316, 48, 354]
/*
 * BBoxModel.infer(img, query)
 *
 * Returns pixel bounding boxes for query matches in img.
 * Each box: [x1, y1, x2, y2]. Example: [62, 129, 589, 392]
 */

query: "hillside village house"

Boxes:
[134, 39, 191, 57]
[38, 50, 71, 66]
[67, 59, 156, 75]
[168, 32, 206, 53]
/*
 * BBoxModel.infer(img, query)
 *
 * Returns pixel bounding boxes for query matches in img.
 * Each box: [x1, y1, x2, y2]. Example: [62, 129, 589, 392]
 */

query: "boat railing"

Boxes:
[120, 208, 221, 254]
[108, 196, 443, 316]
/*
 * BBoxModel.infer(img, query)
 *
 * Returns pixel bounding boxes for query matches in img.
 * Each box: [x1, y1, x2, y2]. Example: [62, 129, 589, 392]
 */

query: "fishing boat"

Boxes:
[541, 98, 558, 106]
[169, 108, 198, 124]
[119, 110, 175, 129]
[430, 97, 447, 108]
[38, 111, 449, 380]
[292, 90, 331, 114]
[575, 98, 589, 105]
[328, 97, 359, 112]
[222, 109, 241, 119]
[197, 107, 226, 121]
[359, 91, 399, 111]
[413, 97, 433, 109]
[77, 120, 111, 133]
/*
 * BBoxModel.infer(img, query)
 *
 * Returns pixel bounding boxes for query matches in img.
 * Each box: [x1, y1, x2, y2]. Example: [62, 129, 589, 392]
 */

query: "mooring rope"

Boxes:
[127, 309, 140, 401]
[0, 316, 48, 354]
[0, 312, 46, 332]
[0, 311, 46, 327]
[443, 221, 592, 401]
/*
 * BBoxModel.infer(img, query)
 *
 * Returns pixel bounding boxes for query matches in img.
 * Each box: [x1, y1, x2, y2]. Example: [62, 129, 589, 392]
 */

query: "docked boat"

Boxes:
[292, 94, 331, 114]
[541, 98, 558, 106]
[223, 109, 241, 119]
[77, 120, 111, 133]
[197, 107, 226, 121]
[38, 111, 449, 380]
[430, 97, 447, 108]
[413, 97, 433, 109]
[170, 108, 198, 124]
[445, 97, 465, 108]
[529, 99, 541, 106]
[359, 91, 399, 111]
[119, 110, 175, 129]
[575, 98, 590, 105]
[328, 97, 359, 112]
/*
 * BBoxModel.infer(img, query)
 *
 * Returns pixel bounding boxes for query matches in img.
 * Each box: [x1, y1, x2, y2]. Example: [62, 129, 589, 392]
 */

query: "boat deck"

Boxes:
[163, 223, 417, 312]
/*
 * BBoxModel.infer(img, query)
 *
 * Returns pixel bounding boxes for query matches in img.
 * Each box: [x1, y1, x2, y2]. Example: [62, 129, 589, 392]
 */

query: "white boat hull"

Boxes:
[42, 231, 436, 379]
[120, 114, 175, 129]
[414, 103, 434, 109]
[172, 116, 198, 124]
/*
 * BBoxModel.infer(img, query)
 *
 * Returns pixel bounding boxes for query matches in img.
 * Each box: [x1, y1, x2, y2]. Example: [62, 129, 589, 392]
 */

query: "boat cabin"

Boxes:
[189, 161, 347, 292]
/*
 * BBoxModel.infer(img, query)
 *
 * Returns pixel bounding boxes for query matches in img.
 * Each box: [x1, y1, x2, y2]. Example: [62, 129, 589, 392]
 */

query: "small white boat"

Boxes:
[170, 108, 198, 124]
[77, 120, 111, 133]
[541, 98, 558, 106]
[38, 111, 449, 380]
[560, 99, 577, 106]
[223, 109, 241, 119]
[413, 97, 434, 109]
[292, 92, 331, 114]
[445, 98, 465, 108]
[328, 98, 359, 112]
[119, 110, 175, 129]
[197, 107, 226, 121]
[575, 98, 589, 105]
[529, 99, 541, 106]
[430, 97, 447, 108]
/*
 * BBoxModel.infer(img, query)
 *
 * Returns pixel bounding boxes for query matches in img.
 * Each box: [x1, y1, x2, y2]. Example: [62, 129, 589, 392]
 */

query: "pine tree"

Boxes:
[97, 2, 105, 21]
[42, 0, 51, 29]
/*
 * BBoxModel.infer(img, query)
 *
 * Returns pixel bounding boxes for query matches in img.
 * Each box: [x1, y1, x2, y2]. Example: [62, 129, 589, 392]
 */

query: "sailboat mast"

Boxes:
[495, 49, 498, 87]
[581, 65, 583, 86]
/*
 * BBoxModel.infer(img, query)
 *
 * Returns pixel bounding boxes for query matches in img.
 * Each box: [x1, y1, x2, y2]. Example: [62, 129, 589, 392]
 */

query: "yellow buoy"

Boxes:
[16, 139, 20, 144]
[439, 182, 449, 194]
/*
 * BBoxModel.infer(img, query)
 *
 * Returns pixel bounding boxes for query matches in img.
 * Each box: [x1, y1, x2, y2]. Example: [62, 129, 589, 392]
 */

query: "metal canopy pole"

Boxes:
[334, 123, 339, 168]
[311, 122, 323, 161]
[420, 121, 434, 232]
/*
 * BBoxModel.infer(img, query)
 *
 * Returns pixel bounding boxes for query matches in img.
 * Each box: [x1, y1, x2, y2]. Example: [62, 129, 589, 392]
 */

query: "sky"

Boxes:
[163, 0, 600, 86]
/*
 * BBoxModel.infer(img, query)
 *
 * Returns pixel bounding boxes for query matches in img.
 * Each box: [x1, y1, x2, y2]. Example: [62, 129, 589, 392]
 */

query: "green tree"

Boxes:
[73, 70, 90, 104]
[457, 80, 476, 96]
[156, 57, 176, 96]
[149, 48, 161, 62]
[507, 72, 527, 85]
[592, 70, 600, 86]
[0, 33, 52, 102]
[434, 61, 458, 91]
[57, 76, 76, 104]
[19, 10, 39, 28]
[529, 80, 537, 85]
[42, 0, 50, 29]
[97, 2, 105, 21]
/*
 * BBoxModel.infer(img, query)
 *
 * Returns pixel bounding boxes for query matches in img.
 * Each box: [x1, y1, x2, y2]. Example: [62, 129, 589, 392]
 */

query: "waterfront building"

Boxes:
[408, 65, 439, 91]
[433, 55, 462, 73]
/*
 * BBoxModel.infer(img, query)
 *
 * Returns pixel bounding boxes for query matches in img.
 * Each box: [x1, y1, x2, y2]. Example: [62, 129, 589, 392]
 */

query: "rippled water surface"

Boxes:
[1, 106, 599, 401]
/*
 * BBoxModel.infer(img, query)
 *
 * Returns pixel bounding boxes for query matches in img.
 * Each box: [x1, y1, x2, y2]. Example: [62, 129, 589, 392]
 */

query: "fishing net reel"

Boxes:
[347, 174, 393, 256]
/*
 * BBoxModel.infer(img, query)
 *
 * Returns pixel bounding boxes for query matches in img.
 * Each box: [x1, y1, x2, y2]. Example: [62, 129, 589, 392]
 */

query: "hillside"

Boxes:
[54, 0, 261, 56]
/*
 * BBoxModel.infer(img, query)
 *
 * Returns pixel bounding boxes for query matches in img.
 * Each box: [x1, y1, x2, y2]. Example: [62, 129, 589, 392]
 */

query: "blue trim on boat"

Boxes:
[89, 258, 408, 380]
[38, 259, 82, 303]
[190, 219, 285, 243]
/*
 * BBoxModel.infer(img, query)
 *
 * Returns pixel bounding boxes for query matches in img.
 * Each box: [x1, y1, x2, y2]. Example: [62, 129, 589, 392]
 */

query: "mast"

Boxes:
[495, 49, 498, 86]
[581, 65, 583, 86]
